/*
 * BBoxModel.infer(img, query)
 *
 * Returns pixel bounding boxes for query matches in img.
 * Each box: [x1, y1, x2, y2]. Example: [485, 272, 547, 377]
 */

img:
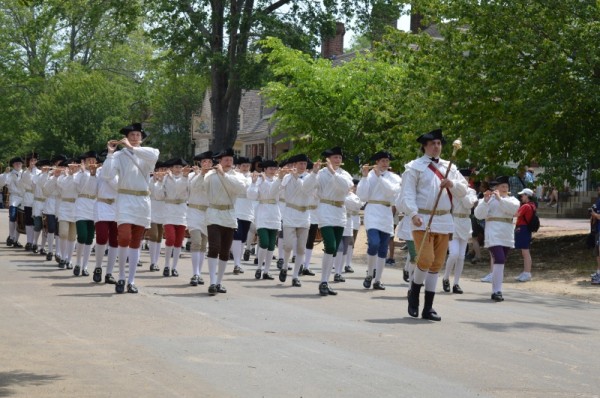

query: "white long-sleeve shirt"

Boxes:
[474, 195, 520, 248]
[357, 169, 401, 235]
[247, 176, 282, 230]
[20, 168, 40, 207]
[343, 192, 363, 236]
[187, 171, 210, 234]
[94, 167, 118, 222]
[5, 170, 24, 207]
[234, 172, 255, 222]
[57, 173, 78, 222]
[399, 155, 468, 234]
[192, 169, 249, 229]
[75, 171, 97, 221]
[280, 172, 318, 229]
[452, 187, 478, 241]
[102, 147, 159, 228]
[32, 172, 49, 217]
[316, 167, 353, 228]
[42, 175, 58, 216]
[160, 173, 188, 226]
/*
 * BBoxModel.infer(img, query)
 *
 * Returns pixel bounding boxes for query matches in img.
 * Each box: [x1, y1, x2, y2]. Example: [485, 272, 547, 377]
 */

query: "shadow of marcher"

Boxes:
[0, 370, 62, 397]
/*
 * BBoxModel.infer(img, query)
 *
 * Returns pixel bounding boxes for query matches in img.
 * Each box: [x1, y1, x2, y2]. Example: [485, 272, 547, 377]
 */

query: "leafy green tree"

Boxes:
[261, 37, 415, 173]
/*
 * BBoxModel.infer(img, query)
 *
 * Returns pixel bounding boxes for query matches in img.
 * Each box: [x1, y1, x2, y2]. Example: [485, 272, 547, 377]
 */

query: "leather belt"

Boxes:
[487, 217, 513, 224]
[453, 213, 470, 218]
[188, 204, 208, 211]
[369, 200, 390, 207]
[279, 199, 286, 203]
[209, 204, 233, 211]
[286, 203, 308, 212]
[62, 198, 76, 203]
[97, 198, 115, 205]
[321, 199, 344, 208]
[418, 208, 450, 216]
[165, 199, 186, 205]
[259, 199, 277, 205]
[348, 211, 360, 216]
[118, 189, 150, 196]
[307, 205, 318, 210]
[34, 197, 45, 202]
[78, 194, 96, 200]
[25, 189, 33, 194]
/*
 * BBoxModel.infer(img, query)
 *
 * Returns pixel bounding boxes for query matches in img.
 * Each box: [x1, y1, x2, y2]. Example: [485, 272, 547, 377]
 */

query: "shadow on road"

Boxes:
[364, 317, 436, 325]
[460, 321, 598, 334]
[0, 370, 62, 397]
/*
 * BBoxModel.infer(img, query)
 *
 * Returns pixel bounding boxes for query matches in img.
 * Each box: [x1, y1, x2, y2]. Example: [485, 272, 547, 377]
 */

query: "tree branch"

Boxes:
[260, 0, 293, 15]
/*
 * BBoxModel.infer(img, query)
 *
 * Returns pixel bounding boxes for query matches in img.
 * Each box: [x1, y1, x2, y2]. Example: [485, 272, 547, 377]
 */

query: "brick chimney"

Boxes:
[321, 22, 345, 59]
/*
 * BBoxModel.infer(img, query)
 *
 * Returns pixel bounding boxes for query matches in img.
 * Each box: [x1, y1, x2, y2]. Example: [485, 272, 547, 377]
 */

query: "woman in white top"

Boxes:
[473, 176, 520, 302]
[247, 160, 284, 280]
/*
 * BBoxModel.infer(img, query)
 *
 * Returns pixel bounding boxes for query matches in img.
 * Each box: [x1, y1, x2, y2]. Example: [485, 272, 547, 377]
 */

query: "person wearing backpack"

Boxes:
[514, 188, 537, 282]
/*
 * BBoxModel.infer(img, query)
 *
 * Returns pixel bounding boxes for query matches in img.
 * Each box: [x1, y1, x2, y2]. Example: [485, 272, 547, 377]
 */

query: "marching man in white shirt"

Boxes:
[399, 129, 468, 321]
[231, 156, 255, 275]
[103, 123, 159, 294]
[357, 151, 402, 290]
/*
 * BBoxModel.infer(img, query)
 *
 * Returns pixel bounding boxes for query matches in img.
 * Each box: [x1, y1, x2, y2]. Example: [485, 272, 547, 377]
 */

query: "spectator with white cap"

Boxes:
[514, 187, 537, 282]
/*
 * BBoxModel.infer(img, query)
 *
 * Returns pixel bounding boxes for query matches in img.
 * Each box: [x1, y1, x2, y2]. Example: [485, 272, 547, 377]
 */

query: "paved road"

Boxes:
[0, 212, 599, 397]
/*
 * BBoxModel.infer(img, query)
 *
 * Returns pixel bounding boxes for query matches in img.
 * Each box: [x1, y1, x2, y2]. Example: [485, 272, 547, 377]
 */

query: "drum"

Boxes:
[16, 207, 25, 234]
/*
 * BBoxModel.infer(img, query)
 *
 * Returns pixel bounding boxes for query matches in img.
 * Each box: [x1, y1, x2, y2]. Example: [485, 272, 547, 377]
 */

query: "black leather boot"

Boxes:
[422, 291, 441, 321]
[407, 281, 422, 318]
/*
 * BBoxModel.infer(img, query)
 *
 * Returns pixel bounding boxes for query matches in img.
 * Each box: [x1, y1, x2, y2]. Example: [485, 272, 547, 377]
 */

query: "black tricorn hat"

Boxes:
[36, 159, 51, 167]
[352, 178, 360, 185]
[167, 157, 188, 167]
[251, 155, 263, 163]
[416, 129, 446, 145]
[306, 159, 314, 170]
[9, 157, 24, 166]
[321, 146, 343, 158]
[214, 148, 235, 159]
[459, 168, 472, 177]
[235, 156, 251, 165]
[120, 123, 147, 139]
[370, 151, 393, 161]
[289, 154, 309, 163]
[51, 154, 68, 163]
[154, 161, 165, 170]
[193, 151, 213, 161]
[489, 176, 510, 186]
[60, 159, 73, 167]
[260, 160, 278, 168]
[80, 150, 99, 161]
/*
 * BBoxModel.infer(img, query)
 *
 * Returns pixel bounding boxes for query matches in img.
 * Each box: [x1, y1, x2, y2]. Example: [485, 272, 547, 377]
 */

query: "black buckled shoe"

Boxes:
[302, 268, 315, 276]
[233, 266, 241, 275]
[81, 269, 89, 277]
[319, 282, 337, 296]
[190, 275, 199, 286]
[333, 274, 345, 283]
[363, 275, 373, 289]
[279, 269, 287, 282]
[253, 257, 258, 265]
[422, 308, 442, 321]
[93, 267, 102, 283]
[105, 274, 116, 284]
[163, 267, 170, 277]
[13, 241, 23, 248]
[276, 258, 284, 269]
[171, 269, 179, 277]
[208, 284, 218, 296]
[373, 281, 386, 290]
[442, 279, 450, 292]
[115, 280, 125, 294]
[25, 242, 32, 251]
[6, 237, 13, 246]
[66, 262, 73, 269]
[46, 252, 53, 261]
[491, 291, 504, 302]
[452, 284, 463, 294]
[262, 273, 274, 280]
[292, 278, 301, 287]
[403, 269, 410, 282]
[55, 254, 61, 263]
[32, 244, 38, 254]
[216, 284, 227, 293]
[127, 283, 138, 293]
[73, 265, 81, 276]
[58, 260, 65, 269]
[198, 276, 205, 285]
[40, 248, 47, 255]
[344, 265, 354, 273]
[243, 249, 250, 261]
[254, 268, 262, 279]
